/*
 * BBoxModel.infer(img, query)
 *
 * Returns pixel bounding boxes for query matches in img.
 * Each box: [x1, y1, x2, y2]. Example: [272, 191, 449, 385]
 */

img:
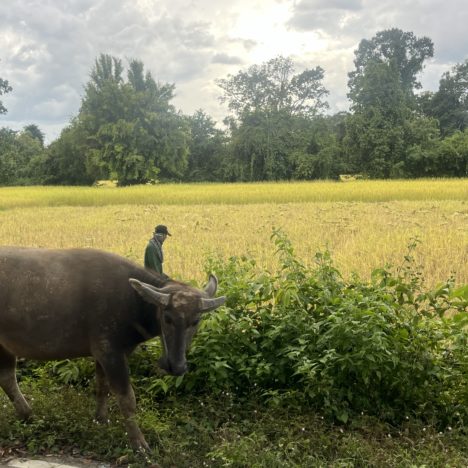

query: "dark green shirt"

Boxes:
[144, 238, 164, 274]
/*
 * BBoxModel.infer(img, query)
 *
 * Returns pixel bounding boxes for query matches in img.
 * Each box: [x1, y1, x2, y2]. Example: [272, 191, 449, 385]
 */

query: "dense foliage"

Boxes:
[1, 28, 468, 184]
[157, 232, 467, 426]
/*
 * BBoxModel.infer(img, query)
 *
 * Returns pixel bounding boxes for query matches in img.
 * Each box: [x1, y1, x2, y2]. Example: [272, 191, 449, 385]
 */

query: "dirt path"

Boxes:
[0, 456, 110, 468]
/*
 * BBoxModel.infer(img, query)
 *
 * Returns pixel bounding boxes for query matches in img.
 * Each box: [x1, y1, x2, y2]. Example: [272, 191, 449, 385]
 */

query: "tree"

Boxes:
[0, 72, 12, 115]
[185, 110, 226, 181]
[345, 30, 436, 178]
[217, 56, 329, 119]
[406, 129, 468, 177]
[79, 54, 126, 134]
[23, 124, 45, 147]
[348, 28, 434, 104]
[0, 127, 46, 185]
[74, 54, 189, 185]
[225, 109, 298, 181]
[218, 56, 330, 181]
[42, 120, 96, 185]
[288, 115, 350, 180]
[0, 128, 17, 184]
[420, 60, 468, 136]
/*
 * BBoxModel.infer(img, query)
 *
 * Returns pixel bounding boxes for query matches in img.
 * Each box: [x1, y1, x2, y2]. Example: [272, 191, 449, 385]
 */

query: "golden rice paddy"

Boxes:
[0, 179, 467, 287]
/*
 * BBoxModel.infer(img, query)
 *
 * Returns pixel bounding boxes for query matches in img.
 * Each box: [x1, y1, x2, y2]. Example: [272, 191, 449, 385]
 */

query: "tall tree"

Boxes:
[0, 71, 12, 115]
[288, 114, 349, 180]
[348, 28, 434, 104]
[225, 109, 298, 181]
[0, 127, 46, 185]
[74, 55, 189, 185]
[42, 119, 96, 185]
[80, 54, 126, 134]
[218, 56, 329, 181]
[420, 60, 468, 136]
[23, 124, 45, 147]
[345, 30, 437, 178]
[345, 58, 440, 178]
[218, 56, 329, 119]
[185, 110, 226, 181]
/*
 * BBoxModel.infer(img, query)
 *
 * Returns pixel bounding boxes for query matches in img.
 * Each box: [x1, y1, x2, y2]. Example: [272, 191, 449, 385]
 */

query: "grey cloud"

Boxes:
[289, 0, 468, 66]
[212, 53, 243, 65]
[288, 10, 341, 32]
[379, 1, 468, 64]
[222, 37, 258, 51]
[289, 0, 363, 32]
[1, 0, 467, 143]
[0, 0, 221, 136]
[294, 0, 363, 12]
[242, 39, 257, 50]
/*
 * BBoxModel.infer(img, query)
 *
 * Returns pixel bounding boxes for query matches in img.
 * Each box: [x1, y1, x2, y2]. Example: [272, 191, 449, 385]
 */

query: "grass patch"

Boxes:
[1, 383, 467, 467]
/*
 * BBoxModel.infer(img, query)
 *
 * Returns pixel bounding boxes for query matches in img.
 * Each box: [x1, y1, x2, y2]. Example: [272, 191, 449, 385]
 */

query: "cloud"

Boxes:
[289, 0, 363, 32]
[289, 0, 468, 65]
[294, 0, 363, 12]
[212, 53, 244, 65]
[0, 0, 467, 143]
[0, 0, 221, 134]
[286, 0, 467, 113]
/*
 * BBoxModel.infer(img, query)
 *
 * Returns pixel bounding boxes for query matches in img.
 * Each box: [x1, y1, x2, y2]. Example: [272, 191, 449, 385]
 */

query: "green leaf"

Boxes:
[450, 285, 468, 300]
[336, 411, 349, 423]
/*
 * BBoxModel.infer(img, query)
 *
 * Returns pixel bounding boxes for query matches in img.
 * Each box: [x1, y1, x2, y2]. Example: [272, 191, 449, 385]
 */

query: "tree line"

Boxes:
[1, 28, 467, 186]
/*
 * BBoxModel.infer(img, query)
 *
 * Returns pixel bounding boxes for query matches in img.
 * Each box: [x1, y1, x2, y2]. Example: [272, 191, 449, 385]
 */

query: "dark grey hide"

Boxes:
[0, 247, 226, 451]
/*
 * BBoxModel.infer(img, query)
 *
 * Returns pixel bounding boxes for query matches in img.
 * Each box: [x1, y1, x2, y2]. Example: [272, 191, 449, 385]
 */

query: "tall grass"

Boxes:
[0, 179, 467, 208]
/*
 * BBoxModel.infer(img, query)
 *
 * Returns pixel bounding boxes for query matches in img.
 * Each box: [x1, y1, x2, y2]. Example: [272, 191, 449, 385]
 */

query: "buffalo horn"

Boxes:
[200, 296, 226, 312]
[204, 274, 218, 297]
[129, 278, 171, 306]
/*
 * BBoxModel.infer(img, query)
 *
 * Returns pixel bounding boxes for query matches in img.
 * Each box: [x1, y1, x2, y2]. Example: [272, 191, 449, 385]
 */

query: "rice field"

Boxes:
[0, 179, 467, 287]
[0, 178, 466, 208]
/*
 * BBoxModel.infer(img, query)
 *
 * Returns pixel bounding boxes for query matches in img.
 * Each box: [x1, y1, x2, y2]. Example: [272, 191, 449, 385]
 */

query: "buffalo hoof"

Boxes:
[18, 408, 33, 422]
[130, 434, 150, 453]
[94, 413, 110, 424]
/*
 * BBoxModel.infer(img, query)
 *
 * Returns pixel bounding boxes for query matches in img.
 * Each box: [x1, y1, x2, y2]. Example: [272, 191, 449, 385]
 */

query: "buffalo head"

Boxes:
[129, 275, 225, 376]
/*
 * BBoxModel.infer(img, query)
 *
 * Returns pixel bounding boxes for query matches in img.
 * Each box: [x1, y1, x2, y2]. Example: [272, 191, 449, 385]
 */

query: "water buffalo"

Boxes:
[0, 247, 226, 451]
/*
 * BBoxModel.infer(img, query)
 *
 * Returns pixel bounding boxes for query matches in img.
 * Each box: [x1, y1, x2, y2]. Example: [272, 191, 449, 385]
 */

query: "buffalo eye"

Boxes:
[164, 314, 173, 325]
[191, 318, 200, 327]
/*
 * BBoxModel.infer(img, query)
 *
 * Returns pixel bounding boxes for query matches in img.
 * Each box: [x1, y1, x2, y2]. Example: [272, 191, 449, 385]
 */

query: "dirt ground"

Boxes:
[0, 454, 110, 468]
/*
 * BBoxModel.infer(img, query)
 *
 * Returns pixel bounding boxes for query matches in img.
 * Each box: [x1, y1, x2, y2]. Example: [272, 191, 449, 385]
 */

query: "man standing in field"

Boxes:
[145, 224, 171, 277]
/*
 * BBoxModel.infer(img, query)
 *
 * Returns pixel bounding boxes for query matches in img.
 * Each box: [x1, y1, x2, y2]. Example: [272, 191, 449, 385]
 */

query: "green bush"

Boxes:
[137, 229, 467, 426]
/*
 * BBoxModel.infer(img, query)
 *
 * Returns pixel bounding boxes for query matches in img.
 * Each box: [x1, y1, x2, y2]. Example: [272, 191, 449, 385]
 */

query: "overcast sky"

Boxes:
[1, 0, 467, 143]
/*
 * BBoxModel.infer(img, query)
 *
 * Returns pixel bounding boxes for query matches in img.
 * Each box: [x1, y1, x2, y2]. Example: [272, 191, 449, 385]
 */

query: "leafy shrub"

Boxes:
[17, 358, 95, 387]
[137, 229, 467, 426]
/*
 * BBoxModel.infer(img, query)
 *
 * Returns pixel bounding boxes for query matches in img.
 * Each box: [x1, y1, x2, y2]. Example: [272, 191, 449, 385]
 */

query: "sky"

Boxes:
[0, 0, 467, 143]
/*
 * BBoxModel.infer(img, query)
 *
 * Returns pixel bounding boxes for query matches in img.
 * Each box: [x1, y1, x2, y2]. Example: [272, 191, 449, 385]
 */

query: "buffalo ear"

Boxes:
[200, 296, 226, 313]
[129, 278, 171, 306]
[204, 274, 218, 297]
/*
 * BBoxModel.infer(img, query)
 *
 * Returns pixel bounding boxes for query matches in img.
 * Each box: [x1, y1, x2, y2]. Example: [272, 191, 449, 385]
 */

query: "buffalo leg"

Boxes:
[95, 361, 110, 423]
[95, 352, 149, 452]
[0, 346, 32, 420]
